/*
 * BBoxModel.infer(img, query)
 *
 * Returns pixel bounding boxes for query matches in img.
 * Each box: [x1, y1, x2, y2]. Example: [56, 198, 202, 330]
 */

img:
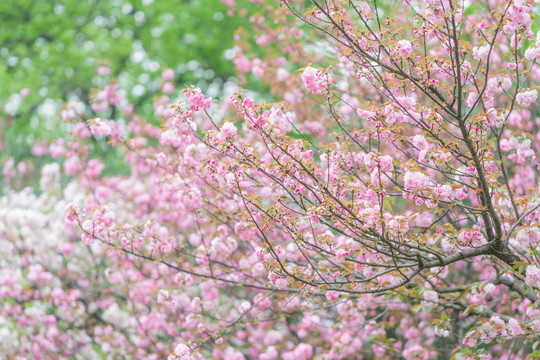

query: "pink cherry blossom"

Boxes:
[516, 89, 538, 108]
[90, 118, 112, 137]
[301, 66, 330, 95]
[525, 265, 540, 288]
[397, 40, 413, 57]
[326, 290, 340, 301]
[404, 171, 431, 191]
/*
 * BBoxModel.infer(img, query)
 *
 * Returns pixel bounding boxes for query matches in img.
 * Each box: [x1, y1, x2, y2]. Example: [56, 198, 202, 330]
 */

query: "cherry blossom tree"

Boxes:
[2, 0, 540, 359]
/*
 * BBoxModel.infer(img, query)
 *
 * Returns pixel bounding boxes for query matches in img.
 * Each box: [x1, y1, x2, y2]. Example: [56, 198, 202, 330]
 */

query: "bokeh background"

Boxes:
[0, 0, 250, 179]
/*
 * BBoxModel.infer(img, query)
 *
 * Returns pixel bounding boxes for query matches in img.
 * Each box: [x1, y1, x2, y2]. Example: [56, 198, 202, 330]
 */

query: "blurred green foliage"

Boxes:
[0, 0, 243, 161]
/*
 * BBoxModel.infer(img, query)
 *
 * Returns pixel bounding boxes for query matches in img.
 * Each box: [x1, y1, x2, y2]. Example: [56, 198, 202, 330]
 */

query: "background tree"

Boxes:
[0, 0, 246, 179]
